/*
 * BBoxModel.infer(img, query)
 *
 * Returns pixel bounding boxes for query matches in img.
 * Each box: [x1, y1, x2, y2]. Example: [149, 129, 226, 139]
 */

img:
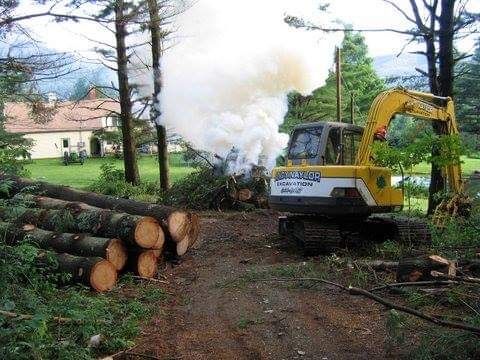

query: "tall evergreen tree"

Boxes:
[455, 39, 480, 134]
[284, 31, 385, 132]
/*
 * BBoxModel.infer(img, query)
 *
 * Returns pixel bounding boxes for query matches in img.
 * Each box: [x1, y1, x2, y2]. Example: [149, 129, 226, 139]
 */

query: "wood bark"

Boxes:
[114, 0, 140, 185]
[1, 176, 198, 245]
[0, 204, 160, 249]
[56, 253, 117, 292]
[0, 221, 128, 271]
[396, 257, 451, 282]
[428, 0, 455, 212]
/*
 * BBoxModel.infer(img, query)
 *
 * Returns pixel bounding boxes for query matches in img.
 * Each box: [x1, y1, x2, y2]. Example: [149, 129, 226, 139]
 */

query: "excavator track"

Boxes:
[286, 216, 343, 255]
[380, 216, 432, 246]
[282, 214, 432, 256]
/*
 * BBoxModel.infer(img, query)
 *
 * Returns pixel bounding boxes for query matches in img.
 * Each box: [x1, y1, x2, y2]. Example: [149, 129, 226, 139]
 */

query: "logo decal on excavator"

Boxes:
[274, 171, 321, 183]
[376, 175, 386, 189]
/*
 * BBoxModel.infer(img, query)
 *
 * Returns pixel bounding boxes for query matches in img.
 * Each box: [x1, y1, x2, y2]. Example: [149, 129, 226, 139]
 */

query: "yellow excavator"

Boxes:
[269, 88, 468, 254]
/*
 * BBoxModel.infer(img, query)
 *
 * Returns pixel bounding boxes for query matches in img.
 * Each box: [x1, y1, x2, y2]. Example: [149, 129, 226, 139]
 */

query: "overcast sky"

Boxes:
[15, 0, 480, 60]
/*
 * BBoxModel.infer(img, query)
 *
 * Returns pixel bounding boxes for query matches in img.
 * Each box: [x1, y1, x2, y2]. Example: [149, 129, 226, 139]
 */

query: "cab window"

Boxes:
[342, 130, 362, 165]
[324, 128, 340, 164]
[288, 126, 323, 159]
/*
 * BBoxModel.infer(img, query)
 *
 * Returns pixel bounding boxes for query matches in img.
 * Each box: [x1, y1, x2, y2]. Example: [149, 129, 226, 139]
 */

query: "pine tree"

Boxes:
[455, 39, 480, 134]
[284, 31, 385, 132]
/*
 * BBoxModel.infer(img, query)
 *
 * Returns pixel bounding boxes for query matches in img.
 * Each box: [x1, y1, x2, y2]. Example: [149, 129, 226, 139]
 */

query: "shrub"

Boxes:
[88, 162, 160, 203]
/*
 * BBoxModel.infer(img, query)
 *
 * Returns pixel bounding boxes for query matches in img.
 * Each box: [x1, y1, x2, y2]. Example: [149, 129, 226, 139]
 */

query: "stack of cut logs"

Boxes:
[211, 174, 269, 211]
[0, 175, 200, 292]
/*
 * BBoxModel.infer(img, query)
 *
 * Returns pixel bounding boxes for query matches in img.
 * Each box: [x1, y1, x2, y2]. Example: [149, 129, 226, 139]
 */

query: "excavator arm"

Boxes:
[355, 88, 463, 194]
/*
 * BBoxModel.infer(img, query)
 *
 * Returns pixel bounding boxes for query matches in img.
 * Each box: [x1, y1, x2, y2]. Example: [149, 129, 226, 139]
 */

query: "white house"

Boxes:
[4, 90, 120, 159]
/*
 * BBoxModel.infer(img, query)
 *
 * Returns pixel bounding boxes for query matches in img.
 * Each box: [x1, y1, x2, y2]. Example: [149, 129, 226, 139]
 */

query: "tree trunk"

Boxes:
[0, 204, 161, 249]
[0, 221, 128, 271]
[424, 21, 444, 215]
[147, 0, 170, 191]
[427, 0, 456, 214]
[128, 250, 158, 278]
[438, 0, 455, 99]
[56, 253, 118, 292]
[156, 124, 170, 190]
[1, 179, 198, 244]
[115, 0, 140, 185]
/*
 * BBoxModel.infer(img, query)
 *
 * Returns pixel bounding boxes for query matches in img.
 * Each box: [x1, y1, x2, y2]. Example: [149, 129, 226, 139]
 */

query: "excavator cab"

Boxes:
[287, 122, 363, 167]
[270, 120, 403, 217]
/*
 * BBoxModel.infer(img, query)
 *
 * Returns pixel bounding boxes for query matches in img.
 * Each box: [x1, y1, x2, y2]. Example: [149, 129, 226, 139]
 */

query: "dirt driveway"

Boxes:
[134, 211, 393, 360]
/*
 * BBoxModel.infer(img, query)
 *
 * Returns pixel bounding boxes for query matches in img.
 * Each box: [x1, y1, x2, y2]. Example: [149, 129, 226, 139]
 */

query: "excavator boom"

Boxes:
[356, 88, 463, 194]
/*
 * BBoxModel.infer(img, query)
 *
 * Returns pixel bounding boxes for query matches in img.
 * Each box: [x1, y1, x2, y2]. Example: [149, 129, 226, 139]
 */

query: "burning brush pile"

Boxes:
[162, 147, 270, 211]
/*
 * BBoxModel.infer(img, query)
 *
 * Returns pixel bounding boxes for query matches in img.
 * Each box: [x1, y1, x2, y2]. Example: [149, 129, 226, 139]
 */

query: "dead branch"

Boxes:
[353, 260, 399, 271]
[258, 277, 480, 335]
[131, 275, 169, 284]
[431, 272, 480, 284]
[0, 310, 79, 323]
[370, 280, 458, 292]
[348, 286, 480, 335]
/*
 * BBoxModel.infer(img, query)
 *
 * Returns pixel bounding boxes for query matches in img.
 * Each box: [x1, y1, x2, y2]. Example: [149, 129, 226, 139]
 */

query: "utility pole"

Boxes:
[350, 92, 355, 125]
[335, 47, 342, 123]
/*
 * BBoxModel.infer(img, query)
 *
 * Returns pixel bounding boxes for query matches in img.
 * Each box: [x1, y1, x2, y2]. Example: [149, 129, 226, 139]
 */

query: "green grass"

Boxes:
[25, 153, 195, 189]
[411, 156, 480, 175]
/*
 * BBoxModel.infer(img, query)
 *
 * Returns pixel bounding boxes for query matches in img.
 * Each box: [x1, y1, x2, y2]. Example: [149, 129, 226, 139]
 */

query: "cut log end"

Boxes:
[176, 237, 190, 257]
[168, 211, 189, 243]
[22, 224, 35, 231]
[136, 251, 158, 278]
[238, 188, 253, 202]
[89, 260, 117, 292]
[105, 238, 128, 271]
[152, 227, 165, 250]
[134, 217, 160, 248]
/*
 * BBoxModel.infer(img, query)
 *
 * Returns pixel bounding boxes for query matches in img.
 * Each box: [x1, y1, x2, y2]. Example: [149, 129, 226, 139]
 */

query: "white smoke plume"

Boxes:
[148, 0, 338, 172]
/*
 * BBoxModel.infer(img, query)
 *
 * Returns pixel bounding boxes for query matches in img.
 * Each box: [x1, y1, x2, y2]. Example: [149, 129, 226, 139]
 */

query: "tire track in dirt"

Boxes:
[135, 211, 393, 359]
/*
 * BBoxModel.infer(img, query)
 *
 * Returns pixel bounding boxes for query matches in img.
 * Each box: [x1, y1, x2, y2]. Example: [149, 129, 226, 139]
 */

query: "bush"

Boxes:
[160, 167, 225, 209]
[88, 162, 160, 203]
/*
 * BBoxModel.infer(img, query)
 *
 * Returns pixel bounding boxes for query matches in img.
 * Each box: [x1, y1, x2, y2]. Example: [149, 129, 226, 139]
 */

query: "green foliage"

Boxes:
[93, 128, 122, 148]
[283, 31, 385, 132]
[411, 321, 480, 360]
[0, 230, 164, 359]
[455, 39, 480, 135]
[385, 310, 408, 352]
[374, 240, 405, 260]
[0, 106, 33, 176]
[431, 210, 480, 257]
[89, 162, 160, 202]
[160, 167, 228, 209]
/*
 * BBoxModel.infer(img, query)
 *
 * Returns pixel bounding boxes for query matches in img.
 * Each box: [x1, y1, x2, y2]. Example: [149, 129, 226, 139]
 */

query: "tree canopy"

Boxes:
[455, 38, 480, 135]
[283, 31, 385, 133]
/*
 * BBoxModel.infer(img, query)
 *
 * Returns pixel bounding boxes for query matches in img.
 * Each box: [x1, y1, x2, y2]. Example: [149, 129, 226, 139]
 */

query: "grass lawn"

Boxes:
[411, 156, 480, 176]
[25, 153, 194, 189]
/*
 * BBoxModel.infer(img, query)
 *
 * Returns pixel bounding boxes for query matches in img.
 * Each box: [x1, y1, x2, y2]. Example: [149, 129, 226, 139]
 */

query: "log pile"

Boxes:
[209, 173, 270, 211]
[0, 175, 200, 292]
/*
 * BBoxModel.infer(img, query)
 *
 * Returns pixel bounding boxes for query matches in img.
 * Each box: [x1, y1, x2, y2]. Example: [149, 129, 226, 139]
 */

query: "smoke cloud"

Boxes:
[157, 0, 337, 172]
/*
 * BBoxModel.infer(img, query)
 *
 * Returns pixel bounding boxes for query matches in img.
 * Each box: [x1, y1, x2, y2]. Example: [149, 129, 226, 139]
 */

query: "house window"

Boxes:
[62, 138, 70, 148]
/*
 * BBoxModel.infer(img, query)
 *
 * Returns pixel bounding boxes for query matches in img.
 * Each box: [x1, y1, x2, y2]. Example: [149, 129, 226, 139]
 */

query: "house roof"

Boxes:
[4, 99, 120, 134]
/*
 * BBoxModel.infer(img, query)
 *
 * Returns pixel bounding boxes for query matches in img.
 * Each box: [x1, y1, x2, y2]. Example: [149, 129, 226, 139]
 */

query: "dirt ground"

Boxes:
[134, 211, 394, 360]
